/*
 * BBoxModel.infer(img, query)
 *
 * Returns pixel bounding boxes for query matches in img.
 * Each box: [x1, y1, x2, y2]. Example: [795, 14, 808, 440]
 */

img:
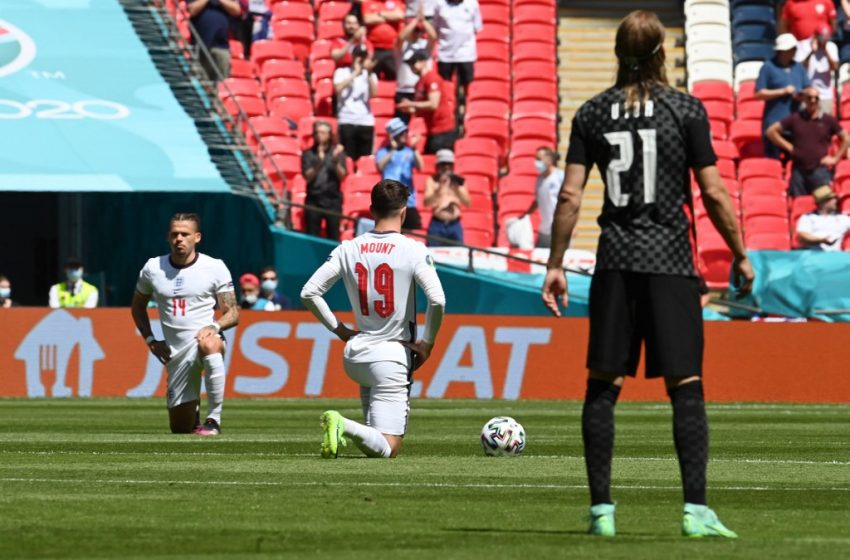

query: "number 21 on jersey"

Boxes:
[603, 129, 657, 207]
[355, 263, 395, 318]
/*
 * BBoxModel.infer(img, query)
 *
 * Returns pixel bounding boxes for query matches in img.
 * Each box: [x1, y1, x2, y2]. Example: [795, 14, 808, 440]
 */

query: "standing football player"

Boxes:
[130, 213, 239, 436]
[301, 179, 446, 459]
[542, 11, 754, 538]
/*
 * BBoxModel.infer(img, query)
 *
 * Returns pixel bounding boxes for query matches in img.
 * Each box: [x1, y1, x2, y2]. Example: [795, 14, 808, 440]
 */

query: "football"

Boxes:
[480, 416, 526, 457]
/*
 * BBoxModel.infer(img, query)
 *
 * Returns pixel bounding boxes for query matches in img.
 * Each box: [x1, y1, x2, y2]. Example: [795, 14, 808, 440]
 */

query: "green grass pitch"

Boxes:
[1, 398, 848, 559]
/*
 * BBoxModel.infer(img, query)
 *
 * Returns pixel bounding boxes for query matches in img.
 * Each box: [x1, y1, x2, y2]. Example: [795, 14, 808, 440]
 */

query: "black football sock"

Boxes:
[668, 380, 709, 506]
[582, 378, 621, 506]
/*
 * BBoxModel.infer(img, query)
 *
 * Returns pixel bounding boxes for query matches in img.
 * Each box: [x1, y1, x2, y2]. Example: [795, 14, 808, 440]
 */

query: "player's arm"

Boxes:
[131, 289, 171, 364]
[542, 163, 588, 316]
[197, 265, 240, 341]
[695, 166, 754, 295]
[301, 249, 359, 341]
[404, 251, 446, 369]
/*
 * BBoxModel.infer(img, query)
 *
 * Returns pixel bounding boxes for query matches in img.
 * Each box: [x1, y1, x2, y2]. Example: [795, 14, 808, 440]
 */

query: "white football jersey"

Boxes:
[136, 253, 234, 352]
[301, 231, 445, 365]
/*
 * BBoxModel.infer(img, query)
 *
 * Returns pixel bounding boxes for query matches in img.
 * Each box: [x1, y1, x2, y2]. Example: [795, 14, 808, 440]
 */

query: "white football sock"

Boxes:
[202, 353, 225, 424]
[343, 418, 391, 458]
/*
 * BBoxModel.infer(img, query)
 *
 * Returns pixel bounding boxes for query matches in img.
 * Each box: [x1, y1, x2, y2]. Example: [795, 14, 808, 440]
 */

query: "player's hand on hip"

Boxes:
[399, 340, 433, 371]
[195, 326, 218, 341]
[732, 256, 755, 297]
[333, 323, 360, 342]
[542, 267, 568, 317]
[148, 341, 171, 365]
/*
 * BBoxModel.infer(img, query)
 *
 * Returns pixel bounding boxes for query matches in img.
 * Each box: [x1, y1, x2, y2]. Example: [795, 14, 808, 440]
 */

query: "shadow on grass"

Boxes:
[443, 527, 669, 539]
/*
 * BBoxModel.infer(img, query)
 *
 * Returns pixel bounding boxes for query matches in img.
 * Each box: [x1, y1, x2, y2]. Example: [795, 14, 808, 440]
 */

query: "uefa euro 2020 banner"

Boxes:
[0, 1, 229, 192]
[1, 309, 849, 403]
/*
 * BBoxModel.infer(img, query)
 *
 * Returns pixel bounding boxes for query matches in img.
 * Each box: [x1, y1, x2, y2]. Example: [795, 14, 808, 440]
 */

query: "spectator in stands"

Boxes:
[796, 186, 850, 250]
[362, 0, 405, 79]
[259, 266, 293, 310]
[331, 14, 372, 67]
[0, 274, 17, 308]
[779, 0, 836, 43]
[334, 45, 378, 161]
[424, 149, 470, 245]
[755, 33, 811, 159]
[377, 118, 424, 229]
[302, 121, 348, 240]
[186, 0, 243, 82]
[797, 24, 839, 114]
[520, 147, 564, 249]
[766, 86, 849, 196]
[238, 273, 268, 310]
[406, 0, 437, 21]
[395, 8, 437, 122]
[49, 257, 98, 308]
[397, 50, 457, 153]
[432, 0, 482, 108]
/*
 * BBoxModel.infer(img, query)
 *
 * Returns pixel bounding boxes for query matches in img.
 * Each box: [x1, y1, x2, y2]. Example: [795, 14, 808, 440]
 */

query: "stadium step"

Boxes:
[557, 1, 685, 252]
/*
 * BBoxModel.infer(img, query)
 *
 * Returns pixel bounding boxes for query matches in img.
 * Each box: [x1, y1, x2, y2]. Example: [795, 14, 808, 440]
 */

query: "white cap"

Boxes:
[774, 33, 797, 51]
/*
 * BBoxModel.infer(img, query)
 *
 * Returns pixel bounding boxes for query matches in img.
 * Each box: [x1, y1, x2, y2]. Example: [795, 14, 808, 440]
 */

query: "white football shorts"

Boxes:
[165, 339, 225, 409]
[343, 359, 412, 436]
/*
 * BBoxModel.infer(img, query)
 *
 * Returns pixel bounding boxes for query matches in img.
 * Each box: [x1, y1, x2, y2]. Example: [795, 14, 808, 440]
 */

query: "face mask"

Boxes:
[0, 288, 10, 299]
[66, 268, 83, 282]
[243, 293, 258, 304]
[261, 279, 278, 292]
[535, 160, 547, 173]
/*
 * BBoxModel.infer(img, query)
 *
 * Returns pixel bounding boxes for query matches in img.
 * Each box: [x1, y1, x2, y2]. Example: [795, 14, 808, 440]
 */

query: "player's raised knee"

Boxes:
[198, 335, 223, 356]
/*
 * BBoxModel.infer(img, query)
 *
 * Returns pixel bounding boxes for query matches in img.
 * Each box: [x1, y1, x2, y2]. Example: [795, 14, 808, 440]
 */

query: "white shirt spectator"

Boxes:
[405, 0, 437, 19]
[535, 168, 564, 237]
[397, 37, 430, 94]
[796, 40, 839, 102]
[333, 67, 378, 126]
[433, 0, 482, 63]
[796, 212, 850, 251]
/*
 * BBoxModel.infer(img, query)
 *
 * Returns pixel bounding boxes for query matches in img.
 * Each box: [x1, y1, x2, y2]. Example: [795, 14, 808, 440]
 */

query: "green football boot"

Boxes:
[588, 503, 616, 537]
[320, 410, 347, 459]
[682, 503, 738, 538]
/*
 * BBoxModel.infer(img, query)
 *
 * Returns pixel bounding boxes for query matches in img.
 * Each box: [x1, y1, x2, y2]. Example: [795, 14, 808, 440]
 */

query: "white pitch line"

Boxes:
[1, 450, 849, 466]
[0, 477, 848, 493]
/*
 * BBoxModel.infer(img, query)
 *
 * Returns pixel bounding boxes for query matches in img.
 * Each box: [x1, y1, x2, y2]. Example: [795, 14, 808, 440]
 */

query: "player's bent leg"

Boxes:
[197, 336, 226, 436]
[169, 400, 200, 433]
[382, 434, 403, 458]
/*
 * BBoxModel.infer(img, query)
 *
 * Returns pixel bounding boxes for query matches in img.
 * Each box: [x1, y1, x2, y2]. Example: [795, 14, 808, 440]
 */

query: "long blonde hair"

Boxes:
[614, 11, 668, 111]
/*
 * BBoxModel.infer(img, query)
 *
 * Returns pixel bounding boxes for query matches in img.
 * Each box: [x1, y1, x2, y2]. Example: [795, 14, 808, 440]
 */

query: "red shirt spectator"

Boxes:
[781, 0, 836, 40]
[414, 69, 454, 134]
[331, 14, 374, 67]
[331, 36, 375, 67]
[362, 0, 405, 49]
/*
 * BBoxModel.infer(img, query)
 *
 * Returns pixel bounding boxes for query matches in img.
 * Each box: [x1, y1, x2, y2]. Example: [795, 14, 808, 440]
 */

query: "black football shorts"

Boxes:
[587, 270, 704, 378]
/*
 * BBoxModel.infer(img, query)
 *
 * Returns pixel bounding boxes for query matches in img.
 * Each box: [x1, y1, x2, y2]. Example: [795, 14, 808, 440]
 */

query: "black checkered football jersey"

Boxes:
[566, 84, 717, 277]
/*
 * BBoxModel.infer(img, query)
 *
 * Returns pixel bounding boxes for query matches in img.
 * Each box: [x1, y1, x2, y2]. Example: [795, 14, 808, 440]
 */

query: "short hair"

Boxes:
[260, 265, 277, 276]
[537, 146, 559, 164]
[0, 274, 8, 284]
[169, 213, 201, 231]
[371, 179, 409, 220]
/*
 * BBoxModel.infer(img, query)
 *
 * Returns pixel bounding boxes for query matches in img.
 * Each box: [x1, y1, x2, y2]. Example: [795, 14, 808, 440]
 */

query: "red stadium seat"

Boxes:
[498, 173, 537, 195]
[474, 61, 511, 82]
[498, 192, 535, 216]
[513, 62, 557, 84]
[712, 140, 739, 161]
[730, 120, 764, 159]
[355, 155, 378, 175]
[261, 136, 301, 155]
[309, 40, 334, 64]
[738, 158, 783, 182]
[310, 58, 337, 86]
[463, 175, 493, 195]
[703, 100, 734, 126]
[463, 228, 494, 248]
[834, 159, 850, 184]
[269, 97, 314, 122]
[465, 116, 510, 154]
[375, 80, 397, 99]
[251, 40, 295, 67]
[744, 215, 791, 250]
[313, 79, 335, 116]
[509, 139, 549, 158]
[261, 59, 306, 85]
[709, 119, 728, 140]
[736, 98, 764, 121]
[223, 96, 267, 119]
[738, 81, 756, 102]
[455, 155, 500, 190]
[218, 78, 262, 99]
[263, 153, 301, 178]
[513, 4, 554, 25]
[476, 22, 510, 43]
[343, 192, 373, 218]
[230, 58, 255, 79]
[467, 79, 511, 103]
[454, 137, 500, 158]
[288, 173, 307, 196]
[511, 116, 556, 144]
[272, 1, 315, 23]
[266, 79, 312, 100]
[692, 80, 733, 103]
[420, 154, 436, 175]
[466, 99, 510, 120]
[508, 155, 538, 176]
[317, 19, 346, 40]
[229, 39, 244, 59]
[370, 97, 396, 117]
[344, 173, 381, 195]
[513, 80, 557, 103]
[741, 177, 786, 196]
[480, 3, 510, 24]
[512, 43, 556, 66]
[513, 99, 558, 118]
[469, 191, 494, 214]
[248, 116, 296, 139]
[462, 211, 494, 232]
[272, 20, 315, 60]
[511, 24, 557, 46]
[742, 192, 788, 217]
[318, 1, 351, 22]
[478, 40, 511, 63]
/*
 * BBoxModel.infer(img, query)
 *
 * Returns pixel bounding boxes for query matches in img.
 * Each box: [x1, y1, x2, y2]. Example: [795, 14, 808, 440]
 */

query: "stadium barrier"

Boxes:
[1, 309, 847, 402]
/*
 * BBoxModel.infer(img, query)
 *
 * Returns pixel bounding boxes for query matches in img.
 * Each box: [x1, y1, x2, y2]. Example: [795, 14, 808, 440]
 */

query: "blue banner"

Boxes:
[0, 0, 229, 192]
